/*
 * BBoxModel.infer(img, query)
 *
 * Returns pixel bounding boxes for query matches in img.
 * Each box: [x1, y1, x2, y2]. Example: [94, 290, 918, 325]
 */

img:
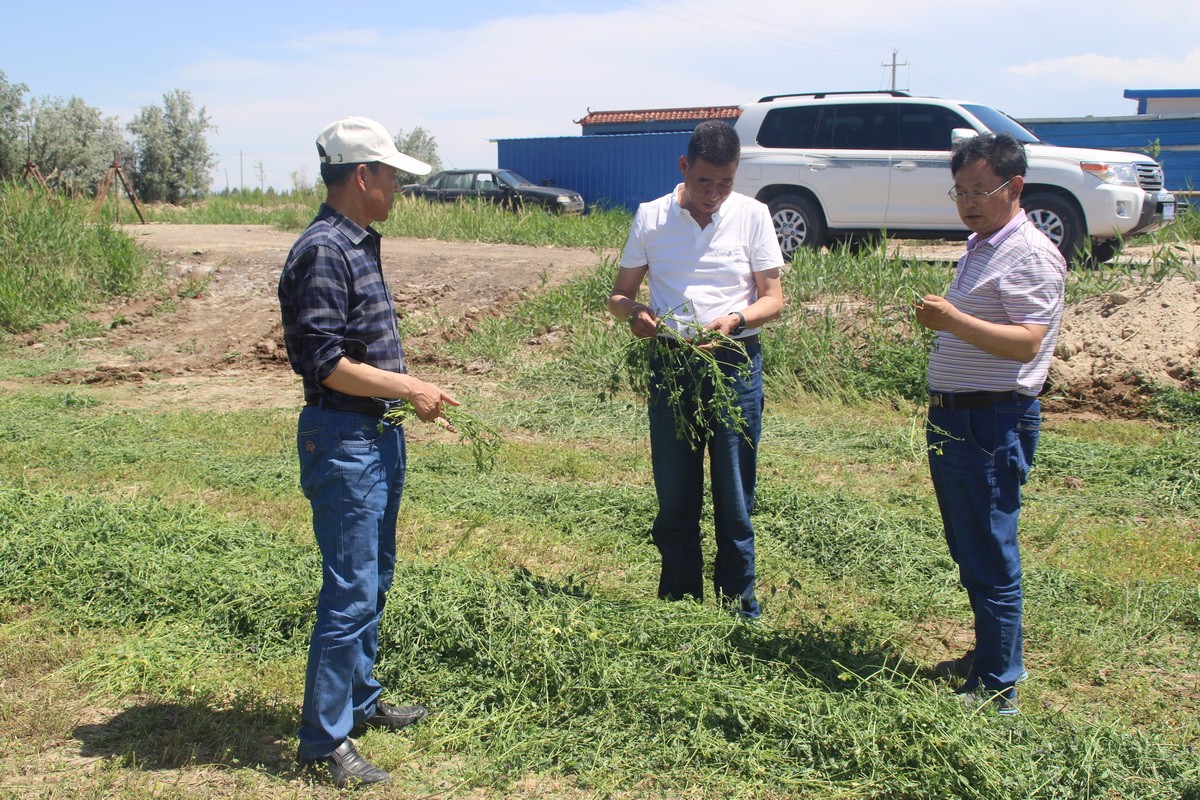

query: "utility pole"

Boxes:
[239, 150, 244, 193]
[882, 49, 909, 92]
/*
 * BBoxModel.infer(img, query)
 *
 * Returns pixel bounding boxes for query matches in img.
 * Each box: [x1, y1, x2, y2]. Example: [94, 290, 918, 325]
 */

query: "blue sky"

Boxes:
[6, 0, 1199, 191]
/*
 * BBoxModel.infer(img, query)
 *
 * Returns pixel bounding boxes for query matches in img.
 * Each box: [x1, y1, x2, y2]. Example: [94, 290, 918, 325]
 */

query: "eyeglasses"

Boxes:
[947, 177, 1014, 203]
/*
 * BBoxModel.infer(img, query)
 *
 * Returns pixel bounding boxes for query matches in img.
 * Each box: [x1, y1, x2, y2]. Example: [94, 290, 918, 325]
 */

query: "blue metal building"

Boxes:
[1021, 113, 1200, 193]
[497, 106, 737, 212]
[497, 131, 692, 212]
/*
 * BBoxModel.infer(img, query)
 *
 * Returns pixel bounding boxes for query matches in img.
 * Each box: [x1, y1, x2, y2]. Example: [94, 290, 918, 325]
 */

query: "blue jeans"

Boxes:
[295, 406, 406, 759]
[927, 396, 1040, 691]
[647, 341, 763, 618]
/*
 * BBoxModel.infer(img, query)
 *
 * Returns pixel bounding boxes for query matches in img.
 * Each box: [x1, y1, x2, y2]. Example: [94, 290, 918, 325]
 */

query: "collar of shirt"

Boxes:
[965, 209, 1027, 255]
[670, 183, 725, 225]
[318, 203, 379, 248]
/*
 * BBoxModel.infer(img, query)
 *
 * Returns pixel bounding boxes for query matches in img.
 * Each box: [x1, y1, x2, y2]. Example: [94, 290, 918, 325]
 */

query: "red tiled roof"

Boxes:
[575, 106, 742, 126]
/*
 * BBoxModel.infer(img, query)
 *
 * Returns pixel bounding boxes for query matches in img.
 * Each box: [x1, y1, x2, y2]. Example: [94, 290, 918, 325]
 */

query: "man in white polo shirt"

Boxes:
[915, 132, 1066, 715]
[608, 121, 784, 618]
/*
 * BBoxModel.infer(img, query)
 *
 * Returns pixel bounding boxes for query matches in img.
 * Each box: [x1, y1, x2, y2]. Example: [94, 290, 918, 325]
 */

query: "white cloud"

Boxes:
[1009, 47, 1200, 87]
[182, 1, 1200, 190]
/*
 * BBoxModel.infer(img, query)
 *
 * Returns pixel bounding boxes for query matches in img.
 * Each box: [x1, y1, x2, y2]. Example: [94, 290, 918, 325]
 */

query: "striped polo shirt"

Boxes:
[927, 212, 1066, 395]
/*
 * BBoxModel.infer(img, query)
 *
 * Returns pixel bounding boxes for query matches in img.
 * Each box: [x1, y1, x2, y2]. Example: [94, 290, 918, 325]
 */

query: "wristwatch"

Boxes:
[729, 311, 746, 336]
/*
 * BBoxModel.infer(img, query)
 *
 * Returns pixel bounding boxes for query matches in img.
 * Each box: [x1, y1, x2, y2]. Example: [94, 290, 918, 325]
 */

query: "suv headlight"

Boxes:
[1080, 162, 1140, 186]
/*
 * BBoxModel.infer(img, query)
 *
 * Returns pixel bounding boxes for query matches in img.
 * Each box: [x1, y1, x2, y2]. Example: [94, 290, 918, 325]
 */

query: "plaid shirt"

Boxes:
[278, 204, 406, 406]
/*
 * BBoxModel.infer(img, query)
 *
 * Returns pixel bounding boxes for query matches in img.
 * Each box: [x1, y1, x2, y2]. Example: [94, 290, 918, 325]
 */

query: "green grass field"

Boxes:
[1, 185, 1198, 798]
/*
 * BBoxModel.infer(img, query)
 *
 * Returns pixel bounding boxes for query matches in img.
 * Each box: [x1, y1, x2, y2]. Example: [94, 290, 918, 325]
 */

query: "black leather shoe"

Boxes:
[351, 702, 428, 736]
[935, 649, 1028, 683]
[298, 739, 391, 788]
[935, 649, 975, 680]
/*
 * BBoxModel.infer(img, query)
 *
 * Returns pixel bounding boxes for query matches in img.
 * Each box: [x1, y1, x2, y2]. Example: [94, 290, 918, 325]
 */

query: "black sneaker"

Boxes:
[297, 739, 391, 788]
[351, 702, 428, 736]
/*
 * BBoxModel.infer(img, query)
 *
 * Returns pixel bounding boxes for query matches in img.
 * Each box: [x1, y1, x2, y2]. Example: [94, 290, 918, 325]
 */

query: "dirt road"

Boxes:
[11, 224, 1198, 416]
[13, 224, 609, 411]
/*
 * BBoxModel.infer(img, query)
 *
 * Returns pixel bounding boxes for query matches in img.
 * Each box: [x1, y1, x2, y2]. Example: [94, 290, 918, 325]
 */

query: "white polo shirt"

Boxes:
[618, 185, 783, 338]
[927, 211, 1066, 395]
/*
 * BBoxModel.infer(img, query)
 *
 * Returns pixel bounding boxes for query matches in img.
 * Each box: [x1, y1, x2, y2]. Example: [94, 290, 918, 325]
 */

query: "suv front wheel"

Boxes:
[768, 195, 827, 257]
[1023, 192, 1084, 264]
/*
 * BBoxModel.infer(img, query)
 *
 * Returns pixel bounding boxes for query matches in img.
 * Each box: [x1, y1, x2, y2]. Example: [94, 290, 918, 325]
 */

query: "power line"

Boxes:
[909, 62, 957, 99]
[684, 0, 880, 55]
[619, 0, 878, 62]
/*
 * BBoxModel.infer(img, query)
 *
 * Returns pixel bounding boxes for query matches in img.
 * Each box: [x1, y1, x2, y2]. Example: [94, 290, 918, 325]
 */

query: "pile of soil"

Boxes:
[1049, 280, 1200, 415]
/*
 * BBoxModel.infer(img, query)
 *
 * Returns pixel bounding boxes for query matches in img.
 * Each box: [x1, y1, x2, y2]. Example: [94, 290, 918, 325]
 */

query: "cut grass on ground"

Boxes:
[1, 379, 1198, 799]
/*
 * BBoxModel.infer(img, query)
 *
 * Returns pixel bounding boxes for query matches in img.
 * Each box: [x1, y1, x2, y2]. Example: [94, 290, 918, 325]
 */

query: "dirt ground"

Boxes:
[9, 224, 1200, 417]
[11, 224, 613, 412]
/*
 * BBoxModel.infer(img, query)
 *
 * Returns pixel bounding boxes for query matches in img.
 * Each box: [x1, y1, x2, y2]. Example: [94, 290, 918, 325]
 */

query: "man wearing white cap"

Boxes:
[279, 116, 458, 787]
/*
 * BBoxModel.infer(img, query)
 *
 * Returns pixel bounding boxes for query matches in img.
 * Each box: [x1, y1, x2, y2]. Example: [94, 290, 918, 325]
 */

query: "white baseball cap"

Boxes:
[316, 116, 432, 175]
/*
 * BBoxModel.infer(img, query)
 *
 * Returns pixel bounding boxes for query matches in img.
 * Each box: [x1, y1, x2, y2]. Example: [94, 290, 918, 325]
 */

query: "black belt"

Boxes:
[306, 395, 391, 419]
[928, 390, 1027, 409]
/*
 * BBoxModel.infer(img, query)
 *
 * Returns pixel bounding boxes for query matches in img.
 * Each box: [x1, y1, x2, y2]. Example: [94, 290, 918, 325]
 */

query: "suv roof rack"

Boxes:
[756, 90, 912, 102]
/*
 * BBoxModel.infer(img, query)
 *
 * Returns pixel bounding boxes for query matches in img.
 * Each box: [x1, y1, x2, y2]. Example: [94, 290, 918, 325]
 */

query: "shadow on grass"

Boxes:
[74, 698, 298, 777]
[516, 565, 931, 697]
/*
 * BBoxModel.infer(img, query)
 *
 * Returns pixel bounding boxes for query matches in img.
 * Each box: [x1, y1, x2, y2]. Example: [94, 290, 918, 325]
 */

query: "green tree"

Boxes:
[0, 71, 29, 180]
[127, 89, 216, 203]
[393, 126, 442, 184]
[27, 95, 128, 195]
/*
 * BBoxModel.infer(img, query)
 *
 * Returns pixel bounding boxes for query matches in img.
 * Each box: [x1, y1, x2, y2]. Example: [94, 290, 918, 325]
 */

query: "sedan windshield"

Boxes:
[497, 169, 534, 187]
[961, 104, 1041, 144]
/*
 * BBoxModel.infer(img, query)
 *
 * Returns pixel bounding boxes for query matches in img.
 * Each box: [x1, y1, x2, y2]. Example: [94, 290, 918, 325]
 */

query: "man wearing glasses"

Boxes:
[914, 132, 1066, 715]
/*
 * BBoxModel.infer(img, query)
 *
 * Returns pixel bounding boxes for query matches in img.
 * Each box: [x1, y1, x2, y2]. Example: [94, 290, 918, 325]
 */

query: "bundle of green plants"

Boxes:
[381, 402, 503, 471]
[601, 309, 755, 447]
[0, 181, 156, 332]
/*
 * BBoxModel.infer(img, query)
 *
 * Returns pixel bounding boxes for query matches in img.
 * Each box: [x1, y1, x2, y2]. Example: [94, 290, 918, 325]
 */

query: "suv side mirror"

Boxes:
[950, 128, 979, 145]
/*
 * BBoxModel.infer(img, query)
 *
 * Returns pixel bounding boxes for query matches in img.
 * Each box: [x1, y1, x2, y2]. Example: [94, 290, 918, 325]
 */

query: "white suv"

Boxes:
[732, 91, 1176, 264]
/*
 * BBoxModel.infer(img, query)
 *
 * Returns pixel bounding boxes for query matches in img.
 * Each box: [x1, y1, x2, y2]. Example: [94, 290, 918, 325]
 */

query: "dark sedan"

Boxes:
[400, 168, 585, 214]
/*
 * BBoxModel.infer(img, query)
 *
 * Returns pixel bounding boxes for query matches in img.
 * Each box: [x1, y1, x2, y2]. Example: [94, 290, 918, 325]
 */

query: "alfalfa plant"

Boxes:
[604, 306, 752, 448]
[381, 403, 503, 471]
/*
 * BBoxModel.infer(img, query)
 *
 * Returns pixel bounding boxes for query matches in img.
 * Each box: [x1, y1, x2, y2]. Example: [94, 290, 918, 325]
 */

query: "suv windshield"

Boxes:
[961, 104, 1041, 144]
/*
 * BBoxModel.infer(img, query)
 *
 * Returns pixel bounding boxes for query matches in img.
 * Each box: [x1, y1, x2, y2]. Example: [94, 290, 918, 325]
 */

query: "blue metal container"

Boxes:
[497, 132, 692, 212]
[1021, 114, 1200, 193]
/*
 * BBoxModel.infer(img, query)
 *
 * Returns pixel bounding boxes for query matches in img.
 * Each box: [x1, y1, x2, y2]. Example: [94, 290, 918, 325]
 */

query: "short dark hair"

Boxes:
[687, 121, 741, 167]
[951, 132, 1027, 181]
[319, 158, 382, 188]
